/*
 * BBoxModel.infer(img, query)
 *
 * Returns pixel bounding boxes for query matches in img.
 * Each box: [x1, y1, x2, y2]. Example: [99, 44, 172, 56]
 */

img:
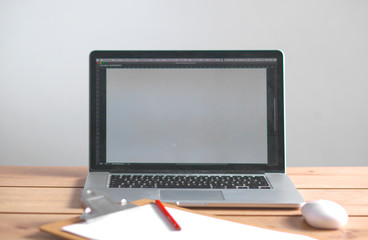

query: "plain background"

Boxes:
[1, 0, 367, 167]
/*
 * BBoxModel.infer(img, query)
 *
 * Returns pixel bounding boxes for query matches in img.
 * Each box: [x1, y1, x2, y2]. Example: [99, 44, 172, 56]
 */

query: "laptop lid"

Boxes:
[89, 50, 285, 174]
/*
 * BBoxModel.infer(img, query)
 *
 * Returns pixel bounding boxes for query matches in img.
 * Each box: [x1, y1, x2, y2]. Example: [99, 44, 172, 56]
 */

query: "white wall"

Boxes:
[1, 0, 367, 166]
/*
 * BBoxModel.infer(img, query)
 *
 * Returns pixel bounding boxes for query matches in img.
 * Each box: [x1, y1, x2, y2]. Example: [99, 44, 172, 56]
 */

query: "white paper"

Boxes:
[63, 204, 316, 240]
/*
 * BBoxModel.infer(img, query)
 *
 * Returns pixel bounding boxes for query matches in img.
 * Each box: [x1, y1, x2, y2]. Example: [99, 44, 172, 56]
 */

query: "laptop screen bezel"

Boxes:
[89, 50, 285, 173]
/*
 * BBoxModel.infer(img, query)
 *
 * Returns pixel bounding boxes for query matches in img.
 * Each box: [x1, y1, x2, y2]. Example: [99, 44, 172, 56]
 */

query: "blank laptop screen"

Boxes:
[91, 53, 283, 170]
[103, 59, 269, 165]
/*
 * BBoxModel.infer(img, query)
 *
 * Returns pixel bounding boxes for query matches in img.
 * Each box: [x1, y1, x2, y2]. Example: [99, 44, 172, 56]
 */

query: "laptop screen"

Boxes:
[90, 51, 284, 173]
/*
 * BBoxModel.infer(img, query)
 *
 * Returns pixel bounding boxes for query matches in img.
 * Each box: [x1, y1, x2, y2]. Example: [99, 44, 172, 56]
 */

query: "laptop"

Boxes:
[85, 50, 305, 208]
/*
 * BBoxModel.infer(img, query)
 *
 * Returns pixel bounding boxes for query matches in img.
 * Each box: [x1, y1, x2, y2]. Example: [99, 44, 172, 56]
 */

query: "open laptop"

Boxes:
[85, 50, 305, 208]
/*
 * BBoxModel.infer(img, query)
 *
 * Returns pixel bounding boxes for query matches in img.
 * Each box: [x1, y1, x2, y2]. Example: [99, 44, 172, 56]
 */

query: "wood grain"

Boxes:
[287, 167, 368, 176]
[0, 213, 78, 240]
[1, 187, 367, 216]
[0, 166, 87, 188]
[1, 166, 367, 240]
[0, 187, 83, 214]
[288, 166, 368, 189]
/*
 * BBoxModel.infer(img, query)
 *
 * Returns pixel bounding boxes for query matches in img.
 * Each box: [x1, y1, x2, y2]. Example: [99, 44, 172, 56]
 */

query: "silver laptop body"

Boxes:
[85, 50, 304, 208]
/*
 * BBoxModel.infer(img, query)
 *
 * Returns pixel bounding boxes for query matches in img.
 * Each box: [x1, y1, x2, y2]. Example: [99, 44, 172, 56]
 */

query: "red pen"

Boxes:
[155, 199, 181, 231]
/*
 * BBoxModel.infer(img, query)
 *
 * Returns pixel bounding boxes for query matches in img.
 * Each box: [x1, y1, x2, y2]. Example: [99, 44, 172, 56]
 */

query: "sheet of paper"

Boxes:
[63, 204, 316, 240]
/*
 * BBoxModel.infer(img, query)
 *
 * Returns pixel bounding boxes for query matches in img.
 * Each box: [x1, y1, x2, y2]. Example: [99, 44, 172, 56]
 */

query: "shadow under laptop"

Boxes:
[190, 207, 301, 217]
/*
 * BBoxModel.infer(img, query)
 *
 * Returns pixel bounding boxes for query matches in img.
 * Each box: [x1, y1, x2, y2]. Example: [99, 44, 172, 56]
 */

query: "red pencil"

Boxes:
[155, 199, 181, 231]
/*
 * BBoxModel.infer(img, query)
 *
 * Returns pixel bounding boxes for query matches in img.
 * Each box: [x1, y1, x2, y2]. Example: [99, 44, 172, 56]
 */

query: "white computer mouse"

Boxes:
[301, 199, 348, 229]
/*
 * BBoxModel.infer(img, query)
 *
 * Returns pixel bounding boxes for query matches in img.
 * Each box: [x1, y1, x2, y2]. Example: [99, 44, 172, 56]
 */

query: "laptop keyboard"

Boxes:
[109, 174, 271, 189]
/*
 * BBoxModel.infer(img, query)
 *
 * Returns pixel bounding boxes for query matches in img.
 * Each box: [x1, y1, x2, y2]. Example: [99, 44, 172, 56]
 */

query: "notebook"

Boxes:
[84, 50, 305, 207]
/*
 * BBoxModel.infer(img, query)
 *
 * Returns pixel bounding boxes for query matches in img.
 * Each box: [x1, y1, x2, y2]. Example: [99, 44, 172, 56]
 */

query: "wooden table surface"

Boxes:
[0, 166, 367, 239]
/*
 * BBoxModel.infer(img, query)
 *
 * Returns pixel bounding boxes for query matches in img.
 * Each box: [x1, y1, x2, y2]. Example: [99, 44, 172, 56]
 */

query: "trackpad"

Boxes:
[159, 190, 225, 201]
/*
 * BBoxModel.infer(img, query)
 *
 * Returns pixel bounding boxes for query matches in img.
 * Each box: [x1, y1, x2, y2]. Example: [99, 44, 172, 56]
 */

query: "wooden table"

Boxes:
[0, 166, 367, 239]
